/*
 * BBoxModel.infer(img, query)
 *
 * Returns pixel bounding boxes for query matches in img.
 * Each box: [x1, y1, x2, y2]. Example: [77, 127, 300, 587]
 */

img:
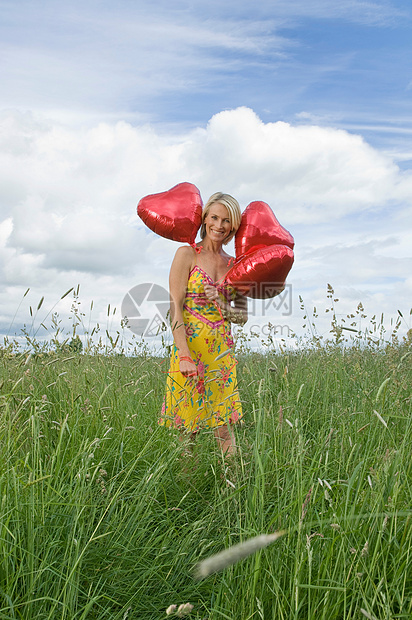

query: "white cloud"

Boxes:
[1, 106, 411, 342]
[183, 107, 409, 222]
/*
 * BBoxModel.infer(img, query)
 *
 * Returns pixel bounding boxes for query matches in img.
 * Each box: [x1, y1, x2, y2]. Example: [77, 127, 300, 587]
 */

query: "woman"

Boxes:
[159, 192, 248, 456]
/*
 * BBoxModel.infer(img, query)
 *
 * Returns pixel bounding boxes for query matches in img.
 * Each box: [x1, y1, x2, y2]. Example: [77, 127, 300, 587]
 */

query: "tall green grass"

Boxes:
[0, 302, 411, 618]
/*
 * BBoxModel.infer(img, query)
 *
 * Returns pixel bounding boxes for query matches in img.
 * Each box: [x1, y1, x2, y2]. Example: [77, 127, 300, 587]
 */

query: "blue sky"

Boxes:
[2, 0, 411, 142]
[0, 0, 411, 347]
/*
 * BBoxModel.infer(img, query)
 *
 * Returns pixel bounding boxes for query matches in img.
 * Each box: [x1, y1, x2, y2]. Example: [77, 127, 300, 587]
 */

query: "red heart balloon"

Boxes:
[137, 182, 203, 244]
[225, 244, 294, 299]
[235, 201, 294, 258]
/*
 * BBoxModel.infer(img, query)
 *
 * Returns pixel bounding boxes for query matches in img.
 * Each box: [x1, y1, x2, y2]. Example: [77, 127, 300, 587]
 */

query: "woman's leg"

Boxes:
[179, 431, 197, 454]
[214, 424, 236, 458]
[178, 431, 198, 474]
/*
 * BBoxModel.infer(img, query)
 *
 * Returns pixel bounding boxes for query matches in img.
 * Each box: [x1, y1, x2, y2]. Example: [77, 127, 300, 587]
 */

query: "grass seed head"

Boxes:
[194, 532, 286, 579]
[361, 609, 378, 620]
[373, 409, 388, 428]
[177, 603, 193, 617]
[166, 605, 177, 615]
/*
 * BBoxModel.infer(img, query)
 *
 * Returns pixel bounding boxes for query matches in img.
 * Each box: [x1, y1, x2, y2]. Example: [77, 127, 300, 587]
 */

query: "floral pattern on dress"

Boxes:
[159, 265, 243, 432]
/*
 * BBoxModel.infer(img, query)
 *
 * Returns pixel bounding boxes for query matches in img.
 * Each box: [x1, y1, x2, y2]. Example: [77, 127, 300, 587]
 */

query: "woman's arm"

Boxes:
[169, 246, 197, 376]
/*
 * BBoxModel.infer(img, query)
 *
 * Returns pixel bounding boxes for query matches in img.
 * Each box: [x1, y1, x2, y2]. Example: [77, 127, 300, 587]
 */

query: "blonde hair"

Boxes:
[200, 192, 242, 245]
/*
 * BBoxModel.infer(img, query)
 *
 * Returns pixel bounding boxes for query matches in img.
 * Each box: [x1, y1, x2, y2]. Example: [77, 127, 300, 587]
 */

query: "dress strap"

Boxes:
[189, 242, 203, 254]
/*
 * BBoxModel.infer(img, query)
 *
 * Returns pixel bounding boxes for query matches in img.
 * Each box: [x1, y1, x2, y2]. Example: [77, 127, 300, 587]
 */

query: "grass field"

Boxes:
[0, 303, 411, 619]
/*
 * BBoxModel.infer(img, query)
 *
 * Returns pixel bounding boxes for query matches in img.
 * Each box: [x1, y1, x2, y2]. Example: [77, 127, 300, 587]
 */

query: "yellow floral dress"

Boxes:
[160, 265, 243, 432]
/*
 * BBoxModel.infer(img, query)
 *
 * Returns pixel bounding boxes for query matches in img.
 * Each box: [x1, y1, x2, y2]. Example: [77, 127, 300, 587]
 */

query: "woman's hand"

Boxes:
[204, 283, 248, 325]
[179, 357, 197, 378]
[203, 284, 221, 303]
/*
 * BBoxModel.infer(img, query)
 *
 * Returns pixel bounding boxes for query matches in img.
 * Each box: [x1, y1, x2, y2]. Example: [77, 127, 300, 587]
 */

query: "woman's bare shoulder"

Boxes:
[221, 248, 233, 260]
[175, 245, 195, 258]
[223, 251, 234, 266]
[171, 245, 196, 270]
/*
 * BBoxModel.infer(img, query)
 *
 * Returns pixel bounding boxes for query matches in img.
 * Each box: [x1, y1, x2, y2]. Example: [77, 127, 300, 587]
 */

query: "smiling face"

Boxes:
[203, 202, 232, 243]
